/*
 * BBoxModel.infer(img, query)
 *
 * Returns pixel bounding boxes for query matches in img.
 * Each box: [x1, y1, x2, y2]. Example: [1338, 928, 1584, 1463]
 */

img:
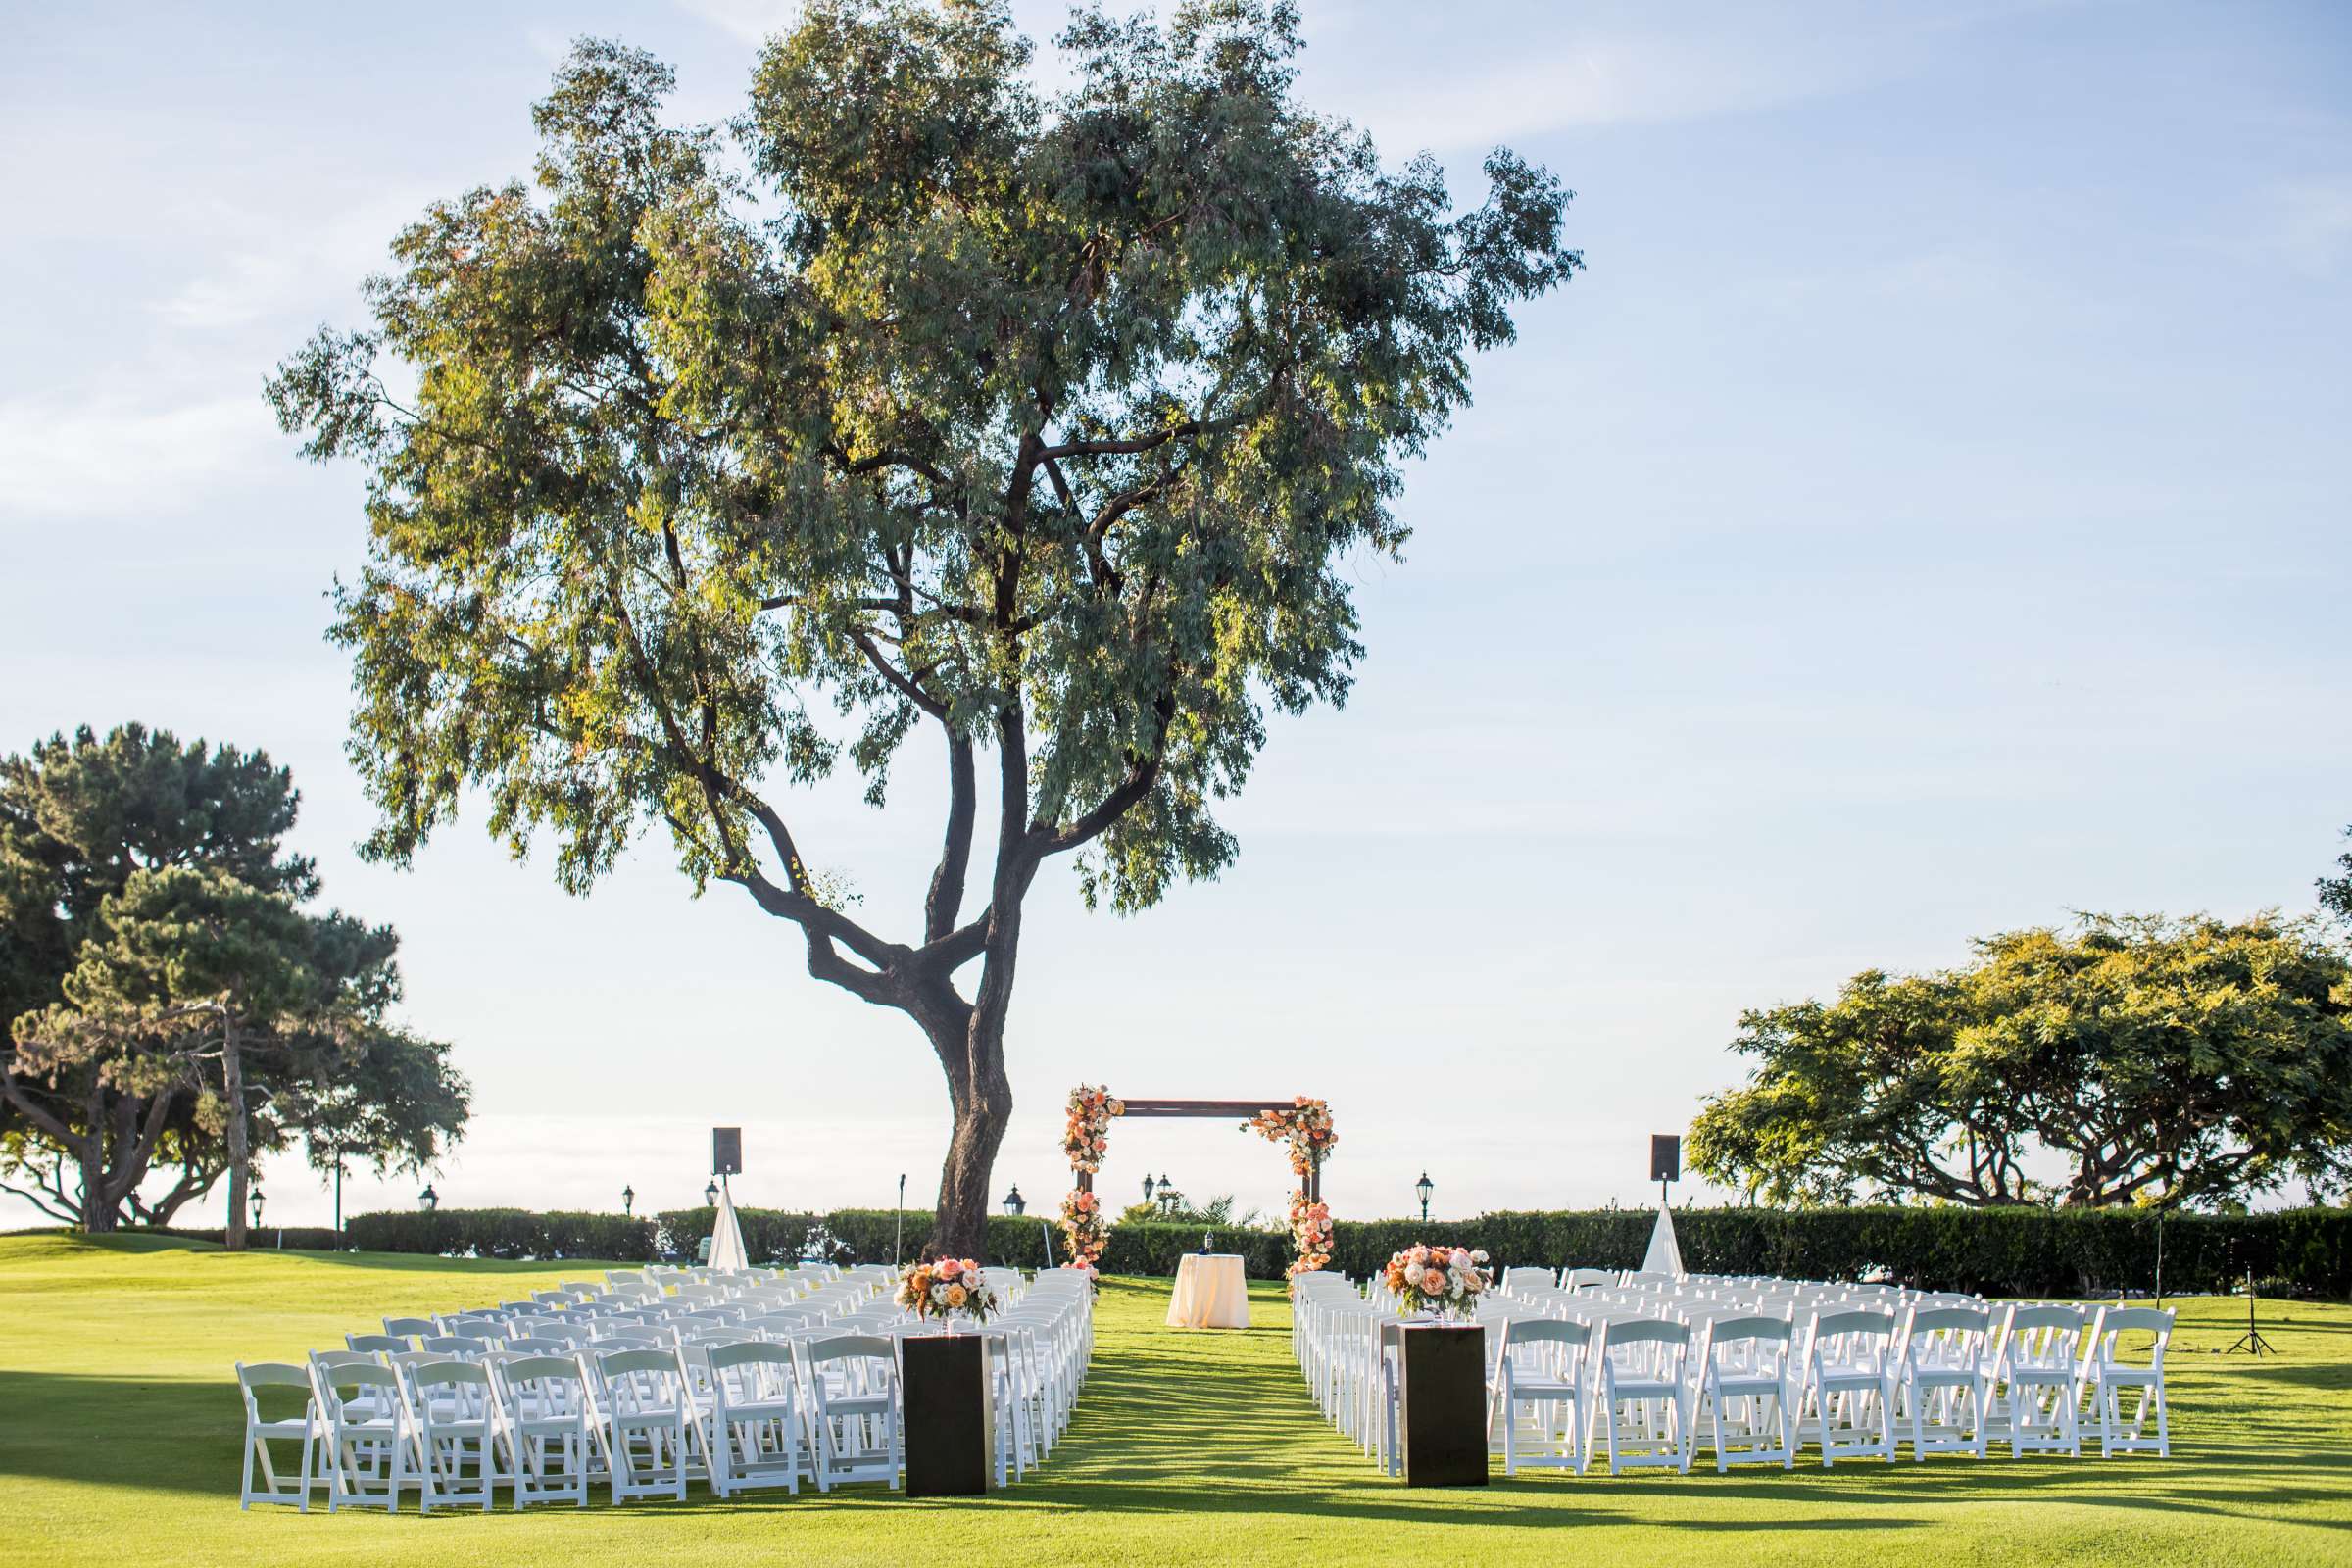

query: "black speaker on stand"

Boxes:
[1650, 1134, 1681, 1209]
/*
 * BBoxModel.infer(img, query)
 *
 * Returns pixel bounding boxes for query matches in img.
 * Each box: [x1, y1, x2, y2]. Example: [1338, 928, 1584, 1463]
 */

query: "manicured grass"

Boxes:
[1, 1231, 2346, 1567]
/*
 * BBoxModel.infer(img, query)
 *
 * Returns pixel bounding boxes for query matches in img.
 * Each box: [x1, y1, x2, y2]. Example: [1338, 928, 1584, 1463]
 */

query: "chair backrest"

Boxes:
[1706, 1314, 1794, 1348]
[708, 1340, 797, 1373]
[1500, 1318, 1591, 1349]
[236, 1361, 311, 1419]
[410, 1359, 490, 1392]
[498, 1353, 585, 1386]
[2006, 1303, 2086, 1363]
[313, 1357, 399, 1410]
[383, 1317, 437, 1337]
[502, 1336, 578, 1355]
[1908, 1306, 1989, 1336]
[807, 1333, 895, 1367]
[416, 1336, 478, 1356]
[2095, 1306, 2173, 1363]
[346, 1333, 410, 1352]
[1602, 1318, 1690, 1348]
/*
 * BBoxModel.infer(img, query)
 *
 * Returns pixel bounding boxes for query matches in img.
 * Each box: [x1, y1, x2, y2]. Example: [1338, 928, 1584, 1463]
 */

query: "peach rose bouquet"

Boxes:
[895, 1256, 1001, 1326]
[1382, 1243, 1490, 1320]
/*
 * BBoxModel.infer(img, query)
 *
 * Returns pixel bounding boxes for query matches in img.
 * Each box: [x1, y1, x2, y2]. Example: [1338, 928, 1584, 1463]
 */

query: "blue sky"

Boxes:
[3, 1, 2348, 1230]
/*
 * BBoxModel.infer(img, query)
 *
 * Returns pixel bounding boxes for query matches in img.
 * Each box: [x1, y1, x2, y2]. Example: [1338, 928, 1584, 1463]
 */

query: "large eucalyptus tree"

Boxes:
[269, 0, 1579, 1252]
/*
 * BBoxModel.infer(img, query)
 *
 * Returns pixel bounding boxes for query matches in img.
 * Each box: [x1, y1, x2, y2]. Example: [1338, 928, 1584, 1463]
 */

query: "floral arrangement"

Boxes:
[1059, 1187, 1108, 1269]
[1246, 1096, 1336, 1177]
[1062, 1083, 1123, 1173]
[1383, 1244, 1491, 1318]
[895, 1257, 1000, 1324]
[1248, 1097, 1338, 1278]
[1285, 1192, 1334, 1279]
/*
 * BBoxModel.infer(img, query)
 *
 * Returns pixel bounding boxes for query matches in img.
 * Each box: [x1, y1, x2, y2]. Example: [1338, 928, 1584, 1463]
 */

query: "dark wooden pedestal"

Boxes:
[1398, 1324, 1488, 1487]
[901, 1332, 992, 1497]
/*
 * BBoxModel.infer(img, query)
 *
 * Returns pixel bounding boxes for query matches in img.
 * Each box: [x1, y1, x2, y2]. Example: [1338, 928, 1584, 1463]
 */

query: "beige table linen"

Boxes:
[1165, 1252, 1250, 1329]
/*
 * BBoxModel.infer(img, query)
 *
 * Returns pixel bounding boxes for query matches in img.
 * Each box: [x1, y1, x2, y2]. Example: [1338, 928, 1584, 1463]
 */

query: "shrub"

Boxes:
[154, 1225, 348, 1250]
[345, 1208, 657, 1261]
[337, 1201, 2352, 1296]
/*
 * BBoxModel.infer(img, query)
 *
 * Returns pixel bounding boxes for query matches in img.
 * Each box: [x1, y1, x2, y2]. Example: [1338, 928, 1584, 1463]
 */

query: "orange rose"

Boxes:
[946, 1283, 968, 1307]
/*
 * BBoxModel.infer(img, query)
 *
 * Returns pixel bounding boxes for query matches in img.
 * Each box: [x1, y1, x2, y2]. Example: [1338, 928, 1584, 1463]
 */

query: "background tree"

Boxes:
[2321, 827, 2352, 925]
[268, 2, 1579, 1252]
[1690, 913, 2352, 1210]
[0, 724, 315, 1229]
[13, 867, 467, 1249]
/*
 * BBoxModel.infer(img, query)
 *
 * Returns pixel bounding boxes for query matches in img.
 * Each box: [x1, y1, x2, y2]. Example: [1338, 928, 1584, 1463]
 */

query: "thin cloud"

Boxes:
[0, 394, 281, 520]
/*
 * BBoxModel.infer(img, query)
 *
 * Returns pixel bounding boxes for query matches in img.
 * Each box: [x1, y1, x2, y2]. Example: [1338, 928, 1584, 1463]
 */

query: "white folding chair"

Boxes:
[1489, 1318, 1590, 1474]
[1806, 1308, 1901, 1466]
[1694, 1315, 1797, 1471]
[234, 1362, 318, 1509]
[1900, 1306, 1993, 1459]
[311, 1357, 408, 1511]
[492, 1353, 595, 1508]
[594, 1348, 696, 1502]
[408, 1359, 499, 1512]
[2082, 1306, 2171, 1457]
[706, 1341, 811, 1496]
[803, 1335, 903, 1492]
[1588, 1318, 1692, 1474]
[1996, 1304, 2086, 1457]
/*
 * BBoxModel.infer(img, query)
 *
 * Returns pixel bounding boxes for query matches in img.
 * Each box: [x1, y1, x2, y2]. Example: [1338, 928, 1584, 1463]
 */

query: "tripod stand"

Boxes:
[2225, 1267, 2278, 1356]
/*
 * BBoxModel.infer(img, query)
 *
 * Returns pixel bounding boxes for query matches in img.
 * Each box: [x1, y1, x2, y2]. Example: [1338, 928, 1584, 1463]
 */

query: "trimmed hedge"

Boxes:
[149, 1225, 349, 1251]
[1325, 1206, 2352, 1298]
[346, 1208, 660, 1262]
[655, 1208, 1064, 1269]
[337, 1202, 2352, 1298]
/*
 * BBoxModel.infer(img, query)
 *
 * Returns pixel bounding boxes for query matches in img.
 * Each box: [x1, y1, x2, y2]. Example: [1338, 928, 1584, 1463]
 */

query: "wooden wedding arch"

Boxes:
[1058, 1089, 1335, 1276]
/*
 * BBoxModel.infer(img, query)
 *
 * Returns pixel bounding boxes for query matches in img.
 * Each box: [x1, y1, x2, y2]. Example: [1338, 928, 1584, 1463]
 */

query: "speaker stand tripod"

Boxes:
[2225, 1268, 2278, 1356]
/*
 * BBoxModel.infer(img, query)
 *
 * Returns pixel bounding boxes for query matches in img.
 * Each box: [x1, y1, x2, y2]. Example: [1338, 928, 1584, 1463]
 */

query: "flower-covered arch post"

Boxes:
[1056, 1088, 1335, 1278]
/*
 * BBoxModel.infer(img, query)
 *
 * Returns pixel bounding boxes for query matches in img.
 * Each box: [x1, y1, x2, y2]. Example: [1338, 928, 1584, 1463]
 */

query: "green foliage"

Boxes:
[0, 725, 350, 1228]
[264, 5, 1577, 1250]
[1117, 1191, 1258, 1227]
[1104, 1220, 1293, 1278]
[348, 1208, 657, 1262]
[344, 1200, 2350, 1296]
[2324, 825, 2352, 926]
[1690, 913, 2352, 1211]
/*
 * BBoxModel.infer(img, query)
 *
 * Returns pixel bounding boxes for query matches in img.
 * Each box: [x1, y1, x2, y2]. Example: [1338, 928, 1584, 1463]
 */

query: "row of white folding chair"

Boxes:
[1487, 1297, 2170, 1471]
[286, 1337, 904, 1508]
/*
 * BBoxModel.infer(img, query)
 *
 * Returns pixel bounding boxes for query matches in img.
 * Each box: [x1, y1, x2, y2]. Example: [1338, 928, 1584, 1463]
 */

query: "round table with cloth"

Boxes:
[1165, 1253, 1250, 1329]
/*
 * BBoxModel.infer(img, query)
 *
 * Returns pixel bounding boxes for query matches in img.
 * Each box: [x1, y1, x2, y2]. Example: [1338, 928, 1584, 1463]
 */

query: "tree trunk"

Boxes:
[77, 1096, 117, 1232]
[222, 1017, 250, 1252]
[927, 1009, 1012, 1262]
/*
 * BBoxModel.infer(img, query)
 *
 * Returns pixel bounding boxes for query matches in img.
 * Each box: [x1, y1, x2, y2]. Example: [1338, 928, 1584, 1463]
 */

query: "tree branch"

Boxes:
[1038, 693, 1175, 857]
[925, 735, 977, 944]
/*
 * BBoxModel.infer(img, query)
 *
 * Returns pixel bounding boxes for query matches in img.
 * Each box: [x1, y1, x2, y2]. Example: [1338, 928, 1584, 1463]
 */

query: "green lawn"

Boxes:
[1, 1232, 2346, 1567]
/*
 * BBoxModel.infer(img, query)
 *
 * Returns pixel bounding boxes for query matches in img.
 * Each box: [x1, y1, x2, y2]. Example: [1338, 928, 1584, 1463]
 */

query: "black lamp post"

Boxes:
[1156, 1173, 1177, 1214]
[418, 1183, 438, 1212]
[1416, 1171, 1434, 1223]
[1142, 1173, 1156, 1205]
[1002, 1183, 1026, 1216]
[621, 1184, 635, 1218]
[704, 1178, 720, 1208]
[249, 1182, 266, 1229]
